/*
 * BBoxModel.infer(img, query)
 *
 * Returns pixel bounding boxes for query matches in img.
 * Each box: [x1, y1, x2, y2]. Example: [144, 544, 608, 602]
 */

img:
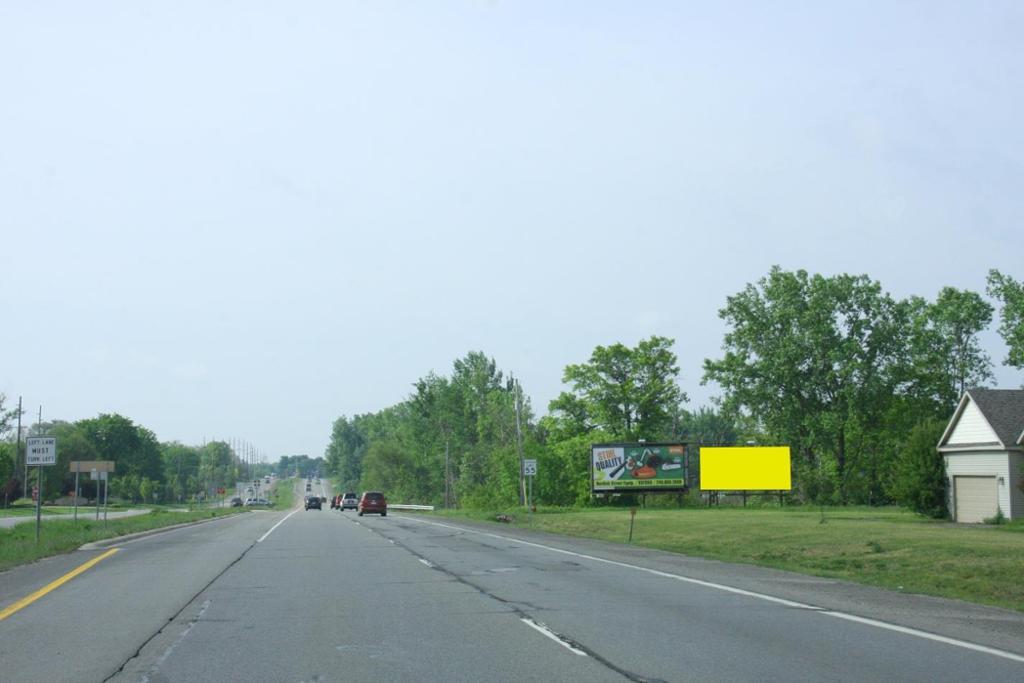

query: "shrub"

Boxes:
[888, 418, 948, 519]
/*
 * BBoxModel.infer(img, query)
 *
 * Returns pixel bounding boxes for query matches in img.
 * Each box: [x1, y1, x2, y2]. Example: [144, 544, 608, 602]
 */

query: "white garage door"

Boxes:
[955, 476, 998, 523]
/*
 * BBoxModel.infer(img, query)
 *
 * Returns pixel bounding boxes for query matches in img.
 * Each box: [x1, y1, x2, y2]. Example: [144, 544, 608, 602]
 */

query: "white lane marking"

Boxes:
[418, 558, 435, 568]
[521, 618, 587, 656]
[396, 516, 1024, 665]
[257, 508, 300, 543]
[141, 599, 212, 683]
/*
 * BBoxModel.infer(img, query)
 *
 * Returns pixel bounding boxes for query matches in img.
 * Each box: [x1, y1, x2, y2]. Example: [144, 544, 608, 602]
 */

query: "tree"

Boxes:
[905, 288, 992, 408]
[76, 414, 162, 481]
[0, 393, 18, 438]
[987, 270, 1024, 371]
[703, 268, 906, 501]
[552, 336, 685, 441]
[678, 406, 738, 445]
[888, 418, 948, 518]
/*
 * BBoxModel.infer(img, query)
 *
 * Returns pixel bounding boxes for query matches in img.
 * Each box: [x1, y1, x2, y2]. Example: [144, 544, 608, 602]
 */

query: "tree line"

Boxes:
[325, 267, 1024, 515]
[0, 411, 264, 506]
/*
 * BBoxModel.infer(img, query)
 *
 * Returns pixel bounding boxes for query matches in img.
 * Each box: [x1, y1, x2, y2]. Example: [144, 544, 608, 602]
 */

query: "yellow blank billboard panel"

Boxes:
[700, 447, 791, 490]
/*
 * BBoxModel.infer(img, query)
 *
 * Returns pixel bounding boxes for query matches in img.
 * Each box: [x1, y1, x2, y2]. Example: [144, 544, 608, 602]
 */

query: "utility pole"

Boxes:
[444, 440, 450, 510]
[16, 396, 24, 498]
[513, 378, 526, 506]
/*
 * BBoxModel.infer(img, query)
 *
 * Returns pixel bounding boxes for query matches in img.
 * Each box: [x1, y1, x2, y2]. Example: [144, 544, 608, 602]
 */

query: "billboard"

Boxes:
[592, 443, 689, 493]
[698, 446, 791, 490]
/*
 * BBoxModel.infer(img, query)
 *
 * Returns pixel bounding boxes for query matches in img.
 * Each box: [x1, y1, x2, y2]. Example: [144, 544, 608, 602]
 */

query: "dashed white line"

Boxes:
[418, 558, 435, 568]
[520, 618, 587, 656]
[257, 508, 300, 543]
[395, 515, 1024, 665]
[140, 599, 212, 683]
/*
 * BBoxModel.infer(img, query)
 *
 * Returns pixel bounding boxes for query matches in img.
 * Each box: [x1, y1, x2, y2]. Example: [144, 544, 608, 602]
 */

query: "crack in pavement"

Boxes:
[363, 521, 665, 683]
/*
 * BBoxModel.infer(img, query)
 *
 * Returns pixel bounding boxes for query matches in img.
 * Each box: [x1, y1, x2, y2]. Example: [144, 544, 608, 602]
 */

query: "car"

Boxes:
[305, 495, 321, 510]
[340, 492, 358, 511]
[357, 491, 387, 516]
[229, 497, 243, 507]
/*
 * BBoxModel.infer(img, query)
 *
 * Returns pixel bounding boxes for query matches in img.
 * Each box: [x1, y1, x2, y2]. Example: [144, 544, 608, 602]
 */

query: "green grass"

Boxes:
[435, 505, 1024, 613]
[0, 507, 246, 573]
[272, 481, 294, 510]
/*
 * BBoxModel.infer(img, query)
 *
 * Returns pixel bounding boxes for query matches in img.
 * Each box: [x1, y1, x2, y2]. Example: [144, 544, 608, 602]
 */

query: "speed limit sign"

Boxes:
[523, 459, 537, 476]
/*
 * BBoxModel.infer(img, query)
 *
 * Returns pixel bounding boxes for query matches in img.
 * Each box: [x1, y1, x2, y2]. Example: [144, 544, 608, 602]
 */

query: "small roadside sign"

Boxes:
[523, 459, 537, 476]
[70, 460, 116, 473]
[26, 437, 57, 465]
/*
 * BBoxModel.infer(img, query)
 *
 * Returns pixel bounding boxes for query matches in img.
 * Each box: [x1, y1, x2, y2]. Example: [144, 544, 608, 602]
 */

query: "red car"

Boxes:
[358, 491, 387, 517]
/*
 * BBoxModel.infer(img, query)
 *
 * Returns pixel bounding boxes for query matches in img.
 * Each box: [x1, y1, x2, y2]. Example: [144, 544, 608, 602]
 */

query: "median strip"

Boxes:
[0, 548, 120, 621]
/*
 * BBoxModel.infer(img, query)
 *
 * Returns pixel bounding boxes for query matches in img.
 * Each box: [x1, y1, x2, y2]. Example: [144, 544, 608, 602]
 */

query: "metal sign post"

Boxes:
[103, 472, 108, 528]
[93, 469, 100, 520]
[73, 466, 80, 521]
[523, 459, 537, 525]
[27, 437, 57, 542]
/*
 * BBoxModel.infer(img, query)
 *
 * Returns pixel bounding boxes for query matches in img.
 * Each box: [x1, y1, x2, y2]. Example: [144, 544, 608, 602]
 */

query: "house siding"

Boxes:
[1009, 452, 1024, 519]
[946, 400, 1000, 445]
[944, 452, 1013, 521]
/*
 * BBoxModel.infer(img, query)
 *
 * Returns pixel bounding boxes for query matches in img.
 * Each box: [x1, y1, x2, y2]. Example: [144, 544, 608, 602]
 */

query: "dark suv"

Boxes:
[358, 491, 387, 516]
[305, 495, 321, 510]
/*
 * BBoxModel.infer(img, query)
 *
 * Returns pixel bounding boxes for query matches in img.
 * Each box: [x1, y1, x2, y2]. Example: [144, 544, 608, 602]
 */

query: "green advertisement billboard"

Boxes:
[591, 443, 689, 493]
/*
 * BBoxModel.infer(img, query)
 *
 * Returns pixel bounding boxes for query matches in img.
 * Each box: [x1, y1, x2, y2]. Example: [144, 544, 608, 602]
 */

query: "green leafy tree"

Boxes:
[552, 336, 685, 441]
[77, 414, 162, 481]
[987, 269, 1024, 371]
[888, 419, 948, 518]
[162, 443, 201, 502]
[904, 288, 993, 410]
[678, 406, 738, 445]
[703, 268, 906, 501]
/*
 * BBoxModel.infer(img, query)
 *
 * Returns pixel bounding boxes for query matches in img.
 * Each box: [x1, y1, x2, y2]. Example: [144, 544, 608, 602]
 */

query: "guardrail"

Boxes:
[388, 504, 435, 511]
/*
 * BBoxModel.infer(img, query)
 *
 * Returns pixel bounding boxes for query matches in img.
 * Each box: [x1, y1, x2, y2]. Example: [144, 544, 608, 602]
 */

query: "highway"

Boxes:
[2, 481, 1023, 682]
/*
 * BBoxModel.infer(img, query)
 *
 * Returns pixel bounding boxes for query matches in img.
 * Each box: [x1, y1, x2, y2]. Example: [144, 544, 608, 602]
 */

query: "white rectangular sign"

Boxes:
[523, 459, 537, 476]
[26, 437, 57, 466]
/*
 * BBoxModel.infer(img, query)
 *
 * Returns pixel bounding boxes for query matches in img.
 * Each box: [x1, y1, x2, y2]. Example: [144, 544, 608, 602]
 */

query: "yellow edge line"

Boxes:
[0, 547, 120, 621]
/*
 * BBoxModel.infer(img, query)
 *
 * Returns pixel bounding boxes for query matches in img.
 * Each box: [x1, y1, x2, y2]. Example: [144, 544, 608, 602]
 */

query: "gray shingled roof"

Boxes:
[967, 389, 1024, 447]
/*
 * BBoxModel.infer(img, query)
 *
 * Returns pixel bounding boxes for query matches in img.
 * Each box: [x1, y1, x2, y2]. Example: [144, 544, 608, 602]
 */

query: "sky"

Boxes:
[2, 1, 1022, 460]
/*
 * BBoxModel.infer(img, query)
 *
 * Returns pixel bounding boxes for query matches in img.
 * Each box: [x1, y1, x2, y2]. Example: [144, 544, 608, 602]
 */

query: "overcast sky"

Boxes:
[2, 1, 1022, 460]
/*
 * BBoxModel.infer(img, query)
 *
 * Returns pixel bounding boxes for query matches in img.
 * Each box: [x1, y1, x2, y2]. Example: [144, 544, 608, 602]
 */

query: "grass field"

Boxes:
[0, 507, 246, 573]
[437, 506, 1024, 613]
[273, 480, 295, 510]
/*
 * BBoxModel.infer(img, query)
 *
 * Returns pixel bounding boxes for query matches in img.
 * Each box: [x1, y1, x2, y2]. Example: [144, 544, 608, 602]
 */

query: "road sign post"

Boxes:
[27, 437, 57, 543]
[523, 459, 537, 525]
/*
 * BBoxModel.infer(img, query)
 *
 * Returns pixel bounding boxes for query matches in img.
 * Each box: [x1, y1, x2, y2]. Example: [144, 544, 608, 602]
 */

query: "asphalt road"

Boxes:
[2, 487, 1023, 682]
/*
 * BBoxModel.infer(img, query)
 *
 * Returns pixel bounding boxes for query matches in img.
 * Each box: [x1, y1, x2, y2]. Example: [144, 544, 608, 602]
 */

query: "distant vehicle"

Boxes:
[305, 483, 311, 491]
[230, 497, 243, 507]
[341, 492, 358, 511]
[305, 495, 321, 510]
[358, 491, 387, 517]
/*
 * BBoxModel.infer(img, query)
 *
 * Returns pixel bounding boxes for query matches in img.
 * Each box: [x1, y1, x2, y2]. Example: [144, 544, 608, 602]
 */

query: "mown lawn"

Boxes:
[436, 506, 1024, 613]
[0, 507, 246, 572]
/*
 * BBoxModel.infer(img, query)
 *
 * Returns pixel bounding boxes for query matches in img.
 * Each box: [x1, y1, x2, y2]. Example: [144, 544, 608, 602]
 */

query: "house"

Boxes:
[937, 389, 1024, 522]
